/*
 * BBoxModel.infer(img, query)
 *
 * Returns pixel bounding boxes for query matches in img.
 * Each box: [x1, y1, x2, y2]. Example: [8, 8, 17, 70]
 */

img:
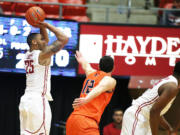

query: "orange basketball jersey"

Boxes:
[72, 70, 114, 123]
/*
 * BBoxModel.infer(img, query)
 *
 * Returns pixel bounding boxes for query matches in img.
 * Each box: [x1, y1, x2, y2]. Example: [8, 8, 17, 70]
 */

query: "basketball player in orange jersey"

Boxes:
[66, 51, 116, 135]
[19, 22, 68, 135]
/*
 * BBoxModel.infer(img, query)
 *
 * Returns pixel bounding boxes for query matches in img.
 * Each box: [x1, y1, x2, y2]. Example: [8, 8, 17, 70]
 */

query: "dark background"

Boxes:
[0, 72, 131, 135]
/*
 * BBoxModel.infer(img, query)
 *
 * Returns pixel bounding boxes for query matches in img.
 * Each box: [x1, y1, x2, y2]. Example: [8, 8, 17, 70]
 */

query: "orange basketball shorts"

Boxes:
[66, 114, 100, 135]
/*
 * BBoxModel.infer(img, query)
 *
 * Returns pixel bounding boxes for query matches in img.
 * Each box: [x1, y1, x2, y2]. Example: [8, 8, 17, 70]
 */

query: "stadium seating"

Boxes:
[34, 0, 60, 18]
[14, 0, 36, 16]
[158, 0, 173, 21]
[59, 0, 85, 4]
[164, 3, 173, 9]
[60, 0, 89, 21]
[0, 2, 15, 15]
[63, 15, 90, 22]
[59, 0, 87, 16]
[159, 0, 173, 8]
[0, 0, 89, 21]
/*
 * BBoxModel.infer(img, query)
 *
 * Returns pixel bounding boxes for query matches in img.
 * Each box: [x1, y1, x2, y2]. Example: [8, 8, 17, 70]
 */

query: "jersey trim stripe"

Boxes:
[24, 97, 46, 134]
[24, 66, 49, 135]
[42, 66, 49, 96]
[43, 97, 47, 135]
[132, 95, 159, 135]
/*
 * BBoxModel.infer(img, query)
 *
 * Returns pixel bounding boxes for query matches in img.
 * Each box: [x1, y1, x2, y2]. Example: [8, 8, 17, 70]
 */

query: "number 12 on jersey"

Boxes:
[82, 79, 95, 94]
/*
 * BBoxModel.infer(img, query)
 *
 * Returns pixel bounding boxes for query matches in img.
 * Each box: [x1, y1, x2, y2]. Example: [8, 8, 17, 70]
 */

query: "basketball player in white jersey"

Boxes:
[19, 22, 68, 135]
[121, 61, 180, 135]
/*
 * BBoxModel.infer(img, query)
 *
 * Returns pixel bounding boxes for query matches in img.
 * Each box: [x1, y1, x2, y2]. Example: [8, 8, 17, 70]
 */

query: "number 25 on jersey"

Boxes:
[25, 60, 34, 74]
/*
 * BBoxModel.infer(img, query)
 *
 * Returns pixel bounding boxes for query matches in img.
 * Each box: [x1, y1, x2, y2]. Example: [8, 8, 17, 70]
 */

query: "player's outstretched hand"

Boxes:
[75, 51, 86, 64]
[168, 132, 177, 135]
[36, 22, 49, 28]
[72, 97, 88, 109]
[167, 129, 177, 135]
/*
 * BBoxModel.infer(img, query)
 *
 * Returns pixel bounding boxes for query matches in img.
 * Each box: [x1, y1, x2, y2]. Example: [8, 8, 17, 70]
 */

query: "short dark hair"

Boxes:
[113, 108, 123, 114]
[27, 33, 39, 46]
[99, 56, 114, 73]
[175, 0, 180, 3]
[173, 61, 180, 76]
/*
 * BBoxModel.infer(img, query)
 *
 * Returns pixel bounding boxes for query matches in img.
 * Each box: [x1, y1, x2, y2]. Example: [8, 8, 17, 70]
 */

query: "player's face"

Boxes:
[174, 1, 180, 8]
[35, 34, 46, 50]
[113, 111, 123, 124]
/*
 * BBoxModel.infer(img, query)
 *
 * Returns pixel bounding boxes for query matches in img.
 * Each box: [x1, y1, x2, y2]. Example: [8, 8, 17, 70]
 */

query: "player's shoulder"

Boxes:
[104, 123, 112, 128]
[86, 69, 97, 77]
[86, 69, 97, 76]
[164, 82, 178, 89]
[25, 50, 39, 58]
[157, 76, 178, 90]
[27, 50, 41, 55]
[104, 76, 116, 82]
[104, 122, 114, 129]
[159, 81, 178, 95]
[102, 76, 117, 86]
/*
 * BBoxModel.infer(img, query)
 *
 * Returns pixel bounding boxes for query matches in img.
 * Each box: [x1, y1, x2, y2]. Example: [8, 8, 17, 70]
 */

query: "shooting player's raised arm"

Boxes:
[39, 22, 69, 59]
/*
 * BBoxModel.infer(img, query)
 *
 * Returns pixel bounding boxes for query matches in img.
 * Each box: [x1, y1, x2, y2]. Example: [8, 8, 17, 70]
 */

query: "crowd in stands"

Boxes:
[103, 109, 123, 135]
[156, 0, 180, 25]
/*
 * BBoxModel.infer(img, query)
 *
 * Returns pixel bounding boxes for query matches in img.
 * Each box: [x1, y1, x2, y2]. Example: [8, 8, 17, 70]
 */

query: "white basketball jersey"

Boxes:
[24, 50, 53, 101]
[132, 75, 178, 118]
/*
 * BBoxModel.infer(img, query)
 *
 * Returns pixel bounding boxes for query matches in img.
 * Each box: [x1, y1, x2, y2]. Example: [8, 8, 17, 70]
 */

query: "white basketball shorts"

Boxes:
[121, 106, 152, 135]
[19, 92, 52, 135]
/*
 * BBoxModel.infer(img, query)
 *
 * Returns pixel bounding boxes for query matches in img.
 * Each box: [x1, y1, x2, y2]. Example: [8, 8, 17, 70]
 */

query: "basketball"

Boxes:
[25, 6, 45, 27]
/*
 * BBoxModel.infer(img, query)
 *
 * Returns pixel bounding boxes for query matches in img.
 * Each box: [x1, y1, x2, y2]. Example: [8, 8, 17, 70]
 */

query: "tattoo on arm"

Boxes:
[50, 40, 63, 53]
[39, 40, 65, 60]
